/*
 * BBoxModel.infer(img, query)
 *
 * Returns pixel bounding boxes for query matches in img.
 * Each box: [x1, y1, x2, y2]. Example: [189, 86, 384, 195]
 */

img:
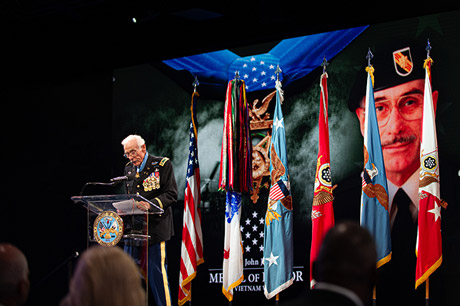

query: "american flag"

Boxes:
[178, 92, 204, 306]
[228, 54, 282, 92]
[269, 180, 290, 201]
[241, 209, 265, 255]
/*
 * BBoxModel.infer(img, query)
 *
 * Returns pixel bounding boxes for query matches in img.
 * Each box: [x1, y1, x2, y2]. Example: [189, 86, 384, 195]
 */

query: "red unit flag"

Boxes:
[415, 55, 442, 289]
[310, 71, 335, 287]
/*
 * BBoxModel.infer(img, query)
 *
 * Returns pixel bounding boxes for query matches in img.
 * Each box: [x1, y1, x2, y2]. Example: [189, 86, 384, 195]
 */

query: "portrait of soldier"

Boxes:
[335, 41, 438, 306]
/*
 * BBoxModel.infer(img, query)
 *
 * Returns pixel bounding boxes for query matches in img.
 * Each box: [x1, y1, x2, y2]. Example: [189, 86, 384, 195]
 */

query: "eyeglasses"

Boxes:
[123, 148, 140, 158]
[372, 93, 424, 128]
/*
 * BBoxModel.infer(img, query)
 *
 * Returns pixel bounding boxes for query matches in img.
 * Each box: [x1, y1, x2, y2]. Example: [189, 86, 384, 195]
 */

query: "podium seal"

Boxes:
[93, 211, 124, 246]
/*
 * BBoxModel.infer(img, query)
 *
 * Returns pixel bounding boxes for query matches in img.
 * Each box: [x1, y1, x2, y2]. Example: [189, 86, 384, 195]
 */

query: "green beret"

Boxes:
[348, 40, 429, 112]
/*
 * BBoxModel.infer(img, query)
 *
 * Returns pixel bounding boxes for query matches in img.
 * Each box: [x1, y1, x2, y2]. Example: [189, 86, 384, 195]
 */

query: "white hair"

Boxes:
[121, 135, 145, 147]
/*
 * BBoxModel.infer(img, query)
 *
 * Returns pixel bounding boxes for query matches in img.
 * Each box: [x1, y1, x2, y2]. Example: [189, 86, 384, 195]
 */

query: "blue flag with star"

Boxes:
[263, 80, 294, 299]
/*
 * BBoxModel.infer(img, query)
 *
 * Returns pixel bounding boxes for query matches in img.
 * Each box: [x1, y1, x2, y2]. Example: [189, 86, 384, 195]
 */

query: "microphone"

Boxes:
[110, 172, 136, 182]
[79, 172, 136, 196]
[110, 176, 129, 182]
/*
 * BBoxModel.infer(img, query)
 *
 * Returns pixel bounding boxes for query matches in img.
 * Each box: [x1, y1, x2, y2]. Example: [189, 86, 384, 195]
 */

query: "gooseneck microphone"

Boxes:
[80, 172, 136, 195]
[110, 172, 136, 182]
[110, 176, 130, 182]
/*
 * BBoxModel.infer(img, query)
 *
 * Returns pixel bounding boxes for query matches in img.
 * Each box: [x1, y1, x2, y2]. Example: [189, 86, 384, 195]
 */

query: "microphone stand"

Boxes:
[124, 181, 137, 250]
[36, 251, 80, 288]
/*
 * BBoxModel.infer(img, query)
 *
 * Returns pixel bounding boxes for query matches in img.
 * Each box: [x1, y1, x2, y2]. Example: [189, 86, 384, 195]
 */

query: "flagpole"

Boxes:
[321, 55, 328, 74]
[189, 282, 192, 306]
[193, 75, 199, 93]
[179, 77, 204, 306]
[424, 40, 432, 306]
[425, 40, 431, 306]
[273, 68, 282, 306]
[366, 49, 377, 306]
[373, 285, 376, 306]
[272, 68, 283, 306]
[425, 277, 430, 306]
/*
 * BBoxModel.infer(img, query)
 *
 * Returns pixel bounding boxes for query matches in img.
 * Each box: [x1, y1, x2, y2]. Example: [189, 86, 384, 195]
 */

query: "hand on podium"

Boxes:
[136, 201, 150, 212]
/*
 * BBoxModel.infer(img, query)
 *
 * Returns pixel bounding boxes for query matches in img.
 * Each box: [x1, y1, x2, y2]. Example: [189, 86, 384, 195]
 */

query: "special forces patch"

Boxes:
[143, 168, 160, 192]
[93, 211, 124, 246]
[393, 47, 413, 77]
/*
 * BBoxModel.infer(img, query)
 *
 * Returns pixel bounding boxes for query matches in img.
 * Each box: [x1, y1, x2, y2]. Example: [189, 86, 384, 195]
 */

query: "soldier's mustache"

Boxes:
[381, 134, 417, 147]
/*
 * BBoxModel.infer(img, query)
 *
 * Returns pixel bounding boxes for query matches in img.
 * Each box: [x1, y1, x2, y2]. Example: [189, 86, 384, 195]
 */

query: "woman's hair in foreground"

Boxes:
[60, 245, 145, 306]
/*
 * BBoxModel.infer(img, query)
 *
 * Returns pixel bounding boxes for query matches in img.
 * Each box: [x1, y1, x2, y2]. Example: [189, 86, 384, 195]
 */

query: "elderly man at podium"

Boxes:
[121, 134, 178, 306]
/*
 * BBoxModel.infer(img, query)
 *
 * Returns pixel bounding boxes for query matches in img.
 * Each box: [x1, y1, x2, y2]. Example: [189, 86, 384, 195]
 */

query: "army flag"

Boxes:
[222, 191, 244, 301]
[178, 92, 204, 305]
[263, 79, 294, 299]
[310, 72, 335, 287]
[360, 66, 392, 268]
[415, 56, 442, 289]
[218, 79, 252, 193]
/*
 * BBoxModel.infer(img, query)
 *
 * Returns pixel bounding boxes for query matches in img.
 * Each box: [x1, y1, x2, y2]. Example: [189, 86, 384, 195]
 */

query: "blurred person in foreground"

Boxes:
[284, 222, 377, 306]
[0, 243, 30, 306]
[60, 245, 145, 306]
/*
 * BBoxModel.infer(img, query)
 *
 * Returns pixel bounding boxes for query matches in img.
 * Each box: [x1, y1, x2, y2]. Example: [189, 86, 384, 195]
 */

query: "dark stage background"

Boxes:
[2, 3, 460, 306]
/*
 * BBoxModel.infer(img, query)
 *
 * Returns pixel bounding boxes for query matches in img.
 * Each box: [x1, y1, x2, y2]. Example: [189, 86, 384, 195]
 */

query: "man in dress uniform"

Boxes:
[121, 134, 178, 306]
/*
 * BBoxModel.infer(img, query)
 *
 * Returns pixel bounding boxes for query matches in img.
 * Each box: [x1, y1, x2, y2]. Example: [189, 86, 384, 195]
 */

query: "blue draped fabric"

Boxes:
[163, 26, 368, 92]
[164, 49, 239, 85]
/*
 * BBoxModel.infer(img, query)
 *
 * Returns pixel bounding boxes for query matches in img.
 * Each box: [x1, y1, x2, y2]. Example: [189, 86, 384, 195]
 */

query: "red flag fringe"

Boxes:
[219, 79, 253, 193]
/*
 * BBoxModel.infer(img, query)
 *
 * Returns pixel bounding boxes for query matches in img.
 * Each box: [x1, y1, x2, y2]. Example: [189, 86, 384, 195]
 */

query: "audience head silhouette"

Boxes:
[60, 245, 145, 306]
[313, 221, 377, 304]
[0, 243, 30, 306]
